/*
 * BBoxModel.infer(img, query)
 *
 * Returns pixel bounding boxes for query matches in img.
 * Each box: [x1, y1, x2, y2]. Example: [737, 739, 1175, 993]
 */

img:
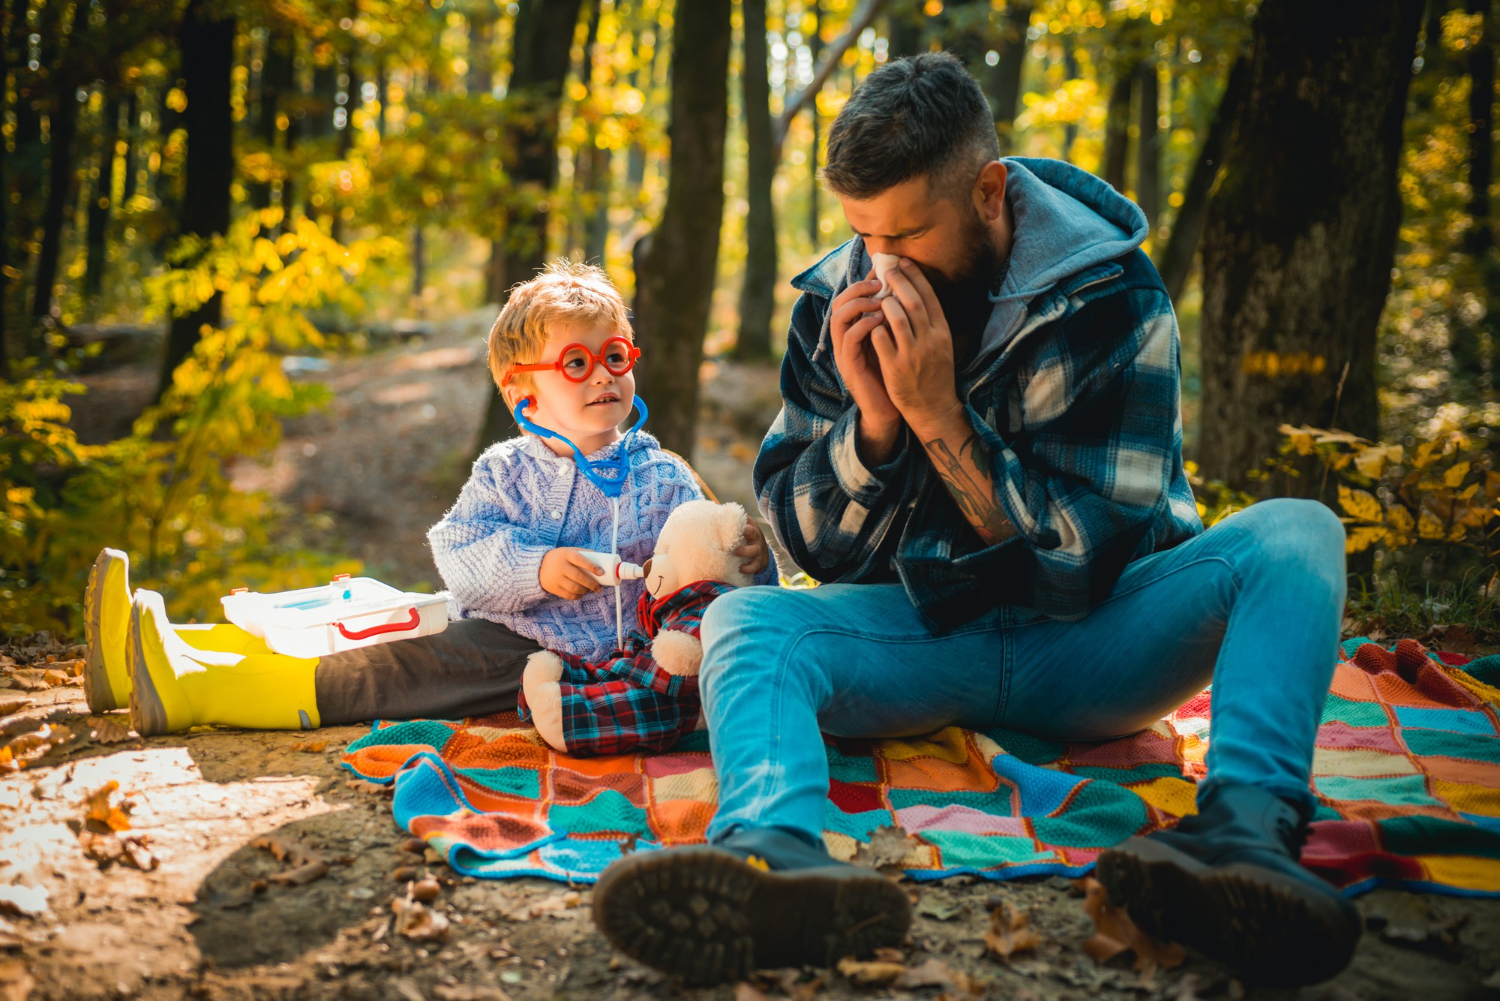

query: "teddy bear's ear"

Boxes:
[716, 502, 747, 551]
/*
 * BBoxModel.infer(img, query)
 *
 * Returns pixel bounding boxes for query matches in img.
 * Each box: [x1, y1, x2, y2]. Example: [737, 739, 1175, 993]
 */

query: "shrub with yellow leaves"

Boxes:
[1, 211, 399, 638]
[1184, 459, 1257, 528]
[1278, 424, 1499, 583]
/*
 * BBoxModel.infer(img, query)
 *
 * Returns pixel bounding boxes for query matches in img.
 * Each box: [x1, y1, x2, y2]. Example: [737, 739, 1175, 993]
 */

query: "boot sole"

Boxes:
[592, 847, 911, 985]
[127, 597, 170, 738]
[1096, 838, 1360, 986]
[83, 550, 125, 715]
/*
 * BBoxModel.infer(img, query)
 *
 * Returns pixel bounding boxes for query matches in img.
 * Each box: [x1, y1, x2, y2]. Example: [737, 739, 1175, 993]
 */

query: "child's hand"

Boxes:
[735, 520, 771, 576]
[540, 548, 606, 599]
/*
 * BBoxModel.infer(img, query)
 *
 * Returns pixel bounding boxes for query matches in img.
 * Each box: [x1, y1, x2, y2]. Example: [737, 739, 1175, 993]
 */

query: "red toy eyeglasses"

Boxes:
[502, 336, 641, 387]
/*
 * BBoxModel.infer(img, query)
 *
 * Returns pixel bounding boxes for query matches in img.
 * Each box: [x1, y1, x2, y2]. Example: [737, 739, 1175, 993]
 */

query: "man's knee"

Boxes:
[1234, 498, 1347, 596]
[700, 586, 796, 689]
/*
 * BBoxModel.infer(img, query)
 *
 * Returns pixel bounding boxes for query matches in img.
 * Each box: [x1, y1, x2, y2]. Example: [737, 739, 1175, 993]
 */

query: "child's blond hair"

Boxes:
[487, 260, 632, 395]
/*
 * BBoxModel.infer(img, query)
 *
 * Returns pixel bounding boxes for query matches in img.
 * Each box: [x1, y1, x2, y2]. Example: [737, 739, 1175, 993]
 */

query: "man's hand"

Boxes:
[539, 548, 605, 600]
[829, 273, 903, 463]
[734, 519, 772, 577]
[870, 259, 962, 435]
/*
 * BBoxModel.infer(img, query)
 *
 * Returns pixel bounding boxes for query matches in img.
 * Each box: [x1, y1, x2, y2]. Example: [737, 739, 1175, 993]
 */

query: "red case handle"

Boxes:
[335, 607, 420, 640]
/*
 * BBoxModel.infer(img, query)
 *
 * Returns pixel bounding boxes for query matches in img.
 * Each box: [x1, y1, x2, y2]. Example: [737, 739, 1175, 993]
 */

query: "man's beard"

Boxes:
[920, 209, 1003, 343]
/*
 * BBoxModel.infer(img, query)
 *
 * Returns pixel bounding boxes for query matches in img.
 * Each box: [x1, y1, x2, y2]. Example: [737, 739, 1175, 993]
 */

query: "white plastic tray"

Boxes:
[221, 575, 448, 658]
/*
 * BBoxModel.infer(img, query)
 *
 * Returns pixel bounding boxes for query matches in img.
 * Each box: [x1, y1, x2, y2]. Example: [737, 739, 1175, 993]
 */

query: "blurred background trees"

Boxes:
[2, 0, 1497, 636]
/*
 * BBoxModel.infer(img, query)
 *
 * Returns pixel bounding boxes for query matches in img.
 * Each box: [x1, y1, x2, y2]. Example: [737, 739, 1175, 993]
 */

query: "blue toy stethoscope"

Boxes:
[513, 393, 650, 647]
[511, 394, 649, 499]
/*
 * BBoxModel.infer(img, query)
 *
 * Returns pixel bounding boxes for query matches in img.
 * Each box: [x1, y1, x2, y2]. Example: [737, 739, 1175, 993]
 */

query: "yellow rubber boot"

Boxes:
[85, 550, 274, 713]
[177, 623, 273, 657]
[128, 590, 321, 736]
[83, 549, 133, 713]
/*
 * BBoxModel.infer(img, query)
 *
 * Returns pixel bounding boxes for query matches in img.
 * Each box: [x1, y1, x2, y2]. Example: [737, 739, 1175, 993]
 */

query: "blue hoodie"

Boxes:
[754, 157, 1203, 630]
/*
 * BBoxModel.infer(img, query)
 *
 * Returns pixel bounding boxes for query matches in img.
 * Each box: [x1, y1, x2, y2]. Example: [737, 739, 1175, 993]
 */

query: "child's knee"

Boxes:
[524, 650, 565, 685]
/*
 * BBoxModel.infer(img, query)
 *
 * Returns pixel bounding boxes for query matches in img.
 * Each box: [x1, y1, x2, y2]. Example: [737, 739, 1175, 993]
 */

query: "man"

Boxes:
[592, 53, 1359, 988]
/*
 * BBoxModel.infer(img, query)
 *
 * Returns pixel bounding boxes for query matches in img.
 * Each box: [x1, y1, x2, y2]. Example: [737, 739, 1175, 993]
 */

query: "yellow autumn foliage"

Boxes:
[1279, 425, 1499, 576]
[1, 213, 397, 637]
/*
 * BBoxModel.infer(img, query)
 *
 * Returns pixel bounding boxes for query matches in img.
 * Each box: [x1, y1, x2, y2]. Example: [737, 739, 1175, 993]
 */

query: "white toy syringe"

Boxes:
[575, 550, 645, 584]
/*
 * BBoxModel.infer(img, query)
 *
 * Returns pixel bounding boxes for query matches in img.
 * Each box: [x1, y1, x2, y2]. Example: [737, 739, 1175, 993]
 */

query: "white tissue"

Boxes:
[870, 252, 901, 301]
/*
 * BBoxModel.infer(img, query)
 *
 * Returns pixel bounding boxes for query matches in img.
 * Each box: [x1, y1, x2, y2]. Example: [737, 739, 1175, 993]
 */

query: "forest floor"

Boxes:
[3, 314, 1499, 1000]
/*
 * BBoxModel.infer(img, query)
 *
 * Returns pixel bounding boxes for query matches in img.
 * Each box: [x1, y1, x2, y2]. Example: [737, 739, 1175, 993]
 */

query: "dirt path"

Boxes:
[6, 323, 1496, 999]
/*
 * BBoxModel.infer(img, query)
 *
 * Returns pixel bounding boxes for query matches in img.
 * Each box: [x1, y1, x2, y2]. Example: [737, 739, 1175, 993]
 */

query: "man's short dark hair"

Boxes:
[823, 52, 1000, 203]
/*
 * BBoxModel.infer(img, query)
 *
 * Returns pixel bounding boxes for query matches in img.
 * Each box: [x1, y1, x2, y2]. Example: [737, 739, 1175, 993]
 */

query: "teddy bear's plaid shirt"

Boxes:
[517, 580, 737, 756]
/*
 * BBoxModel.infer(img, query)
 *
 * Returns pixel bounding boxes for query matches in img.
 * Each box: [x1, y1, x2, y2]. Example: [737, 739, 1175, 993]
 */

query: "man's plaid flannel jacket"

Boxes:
[754, 226, 1203, 633]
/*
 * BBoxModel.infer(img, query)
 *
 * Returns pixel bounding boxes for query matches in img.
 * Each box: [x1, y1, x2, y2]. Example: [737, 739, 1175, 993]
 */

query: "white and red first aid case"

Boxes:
[221, 574, 448, 658]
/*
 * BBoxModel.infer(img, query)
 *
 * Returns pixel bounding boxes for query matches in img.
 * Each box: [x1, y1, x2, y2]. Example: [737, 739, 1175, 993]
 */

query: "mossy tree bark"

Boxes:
[1197, 0, 1426, 493]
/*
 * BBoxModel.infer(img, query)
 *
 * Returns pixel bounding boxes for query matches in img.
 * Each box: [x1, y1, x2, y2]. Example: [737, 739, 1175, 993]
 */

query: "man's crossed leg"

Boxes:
[591, 499, 1362, 986]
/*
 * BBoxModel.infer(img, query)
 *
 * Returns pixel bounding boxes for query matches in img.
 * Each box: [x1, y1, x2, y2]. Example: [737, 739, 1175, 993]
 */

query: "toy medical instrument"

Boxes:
[576, 550, 645, 583]
[512, 394, 648, 500]
[512, 394, 651, 647]
[501, 336, 640, 386]
[221, 575, 448, 658]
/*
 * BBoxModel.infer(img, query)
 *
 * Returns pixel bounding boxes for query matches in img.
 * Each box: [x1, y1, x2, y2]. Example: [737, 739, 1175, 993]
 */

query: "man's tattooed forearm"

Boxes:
[925, 432, 1017, 545]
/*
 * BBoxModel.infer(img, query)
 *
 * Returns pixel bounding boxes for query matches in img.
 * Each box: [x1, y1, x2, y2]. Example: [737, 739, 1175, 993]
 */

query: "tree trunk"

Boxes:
[1197, 0, 1425, 494]
[474, 0, 587, 456]
[375, 56, 388, 138]
[939, 0, 991, 80]
[468, 3, 496, 96]
[0, 0, 13, 372]
[808, 0, 824, 247]
[339, 45, 359, 159]
[632, 0, 733, 459]
[1062, 46, 1079, 157]
[736, 0, 777, 360]
[413, 226, 425, 298]
[1102, 67, 1132, 192]
[12, 0, 61, 353]
[1465, 0, 1493, 256]
[250, 30, 289, 210]
[886, 0, 924, 58]
[1135, 58, 1161, 235]
[280, 33, 304, 233]
[626, 21, 658, 190]
[571, 0, 608, 262]
[987, 1, 1032, 149]
[121, 90, 139, 203]
[1460, 0, 1498, 389]
[29, 77, 79, 326]
[84, 92, 120, 302]
[155, 0, 235, 403]
[331, 42, 359, 243]
[1156, 54, 1249, 305]
[304, 40, 339, 222]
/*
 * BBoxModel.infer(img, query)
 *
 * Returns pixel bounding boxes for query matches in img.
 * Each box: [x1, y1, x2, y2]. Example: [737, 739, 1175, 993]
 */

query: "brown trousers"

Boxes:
[314, 618, 540, 725]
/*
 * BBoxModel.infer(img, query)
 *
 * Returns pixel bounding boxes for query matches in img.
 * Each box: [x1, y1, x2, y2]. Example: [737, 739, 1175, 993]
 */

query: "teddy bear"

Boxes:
[518, 500, 760, 756]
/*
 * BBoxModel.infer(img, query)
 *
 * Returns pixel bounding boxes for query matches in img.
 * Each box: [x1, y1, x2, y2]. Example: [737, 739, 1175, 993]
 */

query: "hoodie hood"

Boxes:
[791, 156, 1149, 367]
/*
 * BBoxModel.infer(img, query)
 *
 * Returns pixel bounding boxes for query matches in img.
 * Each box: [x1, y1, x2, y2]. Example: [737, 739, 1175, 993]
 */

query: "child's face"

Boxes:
[515, 321, 637, 452]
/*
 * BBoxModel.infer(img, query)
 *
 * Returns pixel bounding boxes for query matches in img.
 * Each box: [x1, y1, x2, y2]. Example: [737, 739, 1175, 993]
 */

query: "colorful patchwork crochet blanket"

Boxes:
[340, 639, 1500, 896]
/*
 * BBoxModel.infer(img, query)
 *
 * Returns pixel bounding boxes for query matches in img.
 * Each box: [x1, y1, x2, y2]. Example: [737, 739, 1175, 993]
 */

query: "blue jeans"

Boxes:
[697, 498, 1347, 844]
